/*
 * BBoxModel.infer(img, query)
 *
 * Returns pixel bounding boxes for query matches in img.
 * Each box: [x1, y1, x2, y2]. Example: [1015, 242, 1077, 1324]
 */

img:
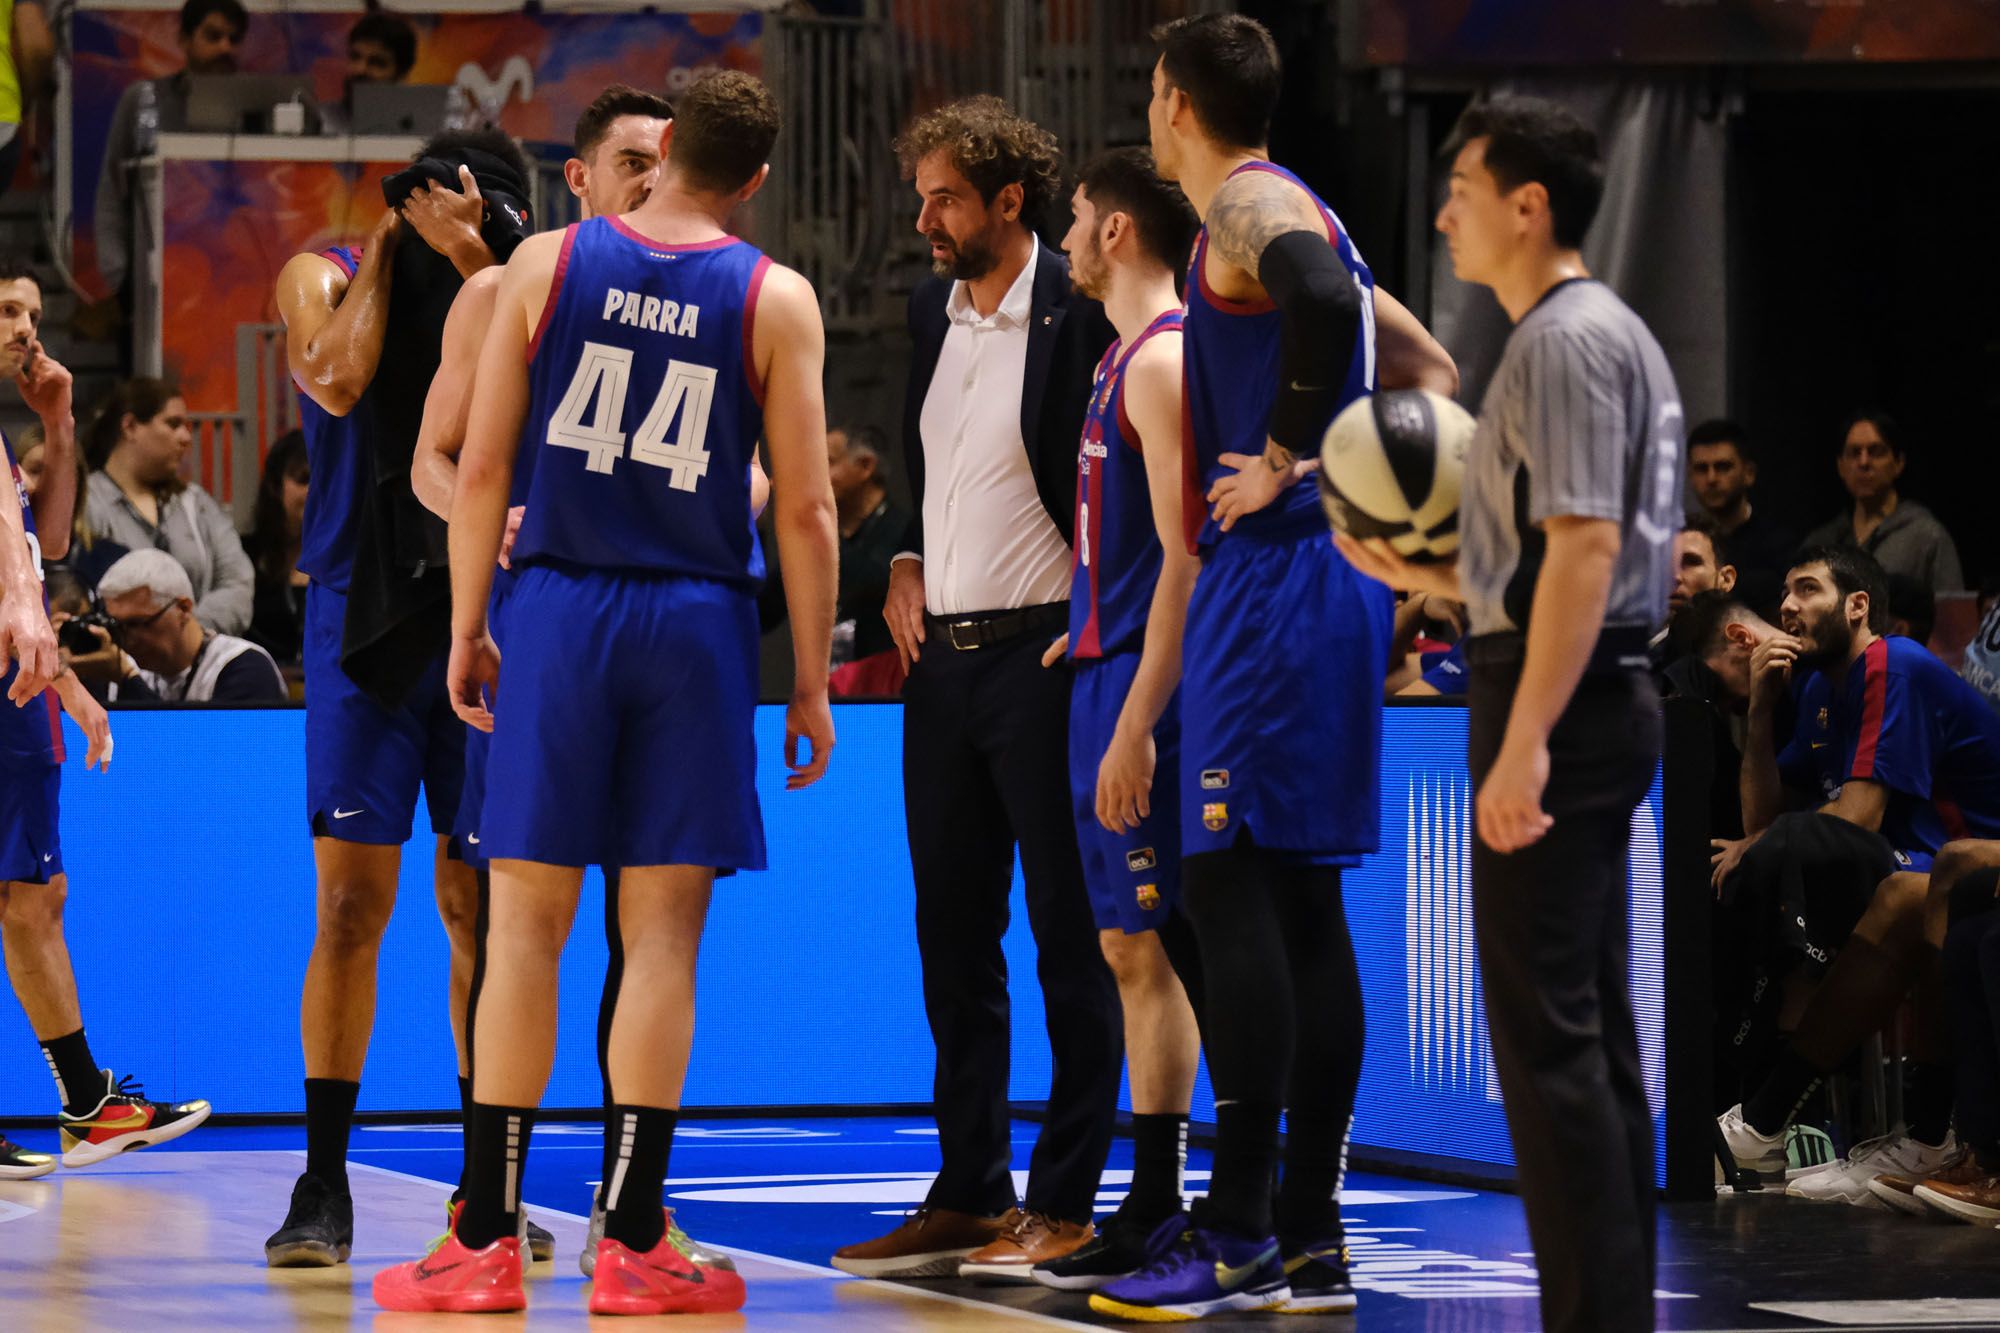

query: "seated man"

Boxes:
[1712, 548, 2000, 1190]
[97, 548, 285, 702]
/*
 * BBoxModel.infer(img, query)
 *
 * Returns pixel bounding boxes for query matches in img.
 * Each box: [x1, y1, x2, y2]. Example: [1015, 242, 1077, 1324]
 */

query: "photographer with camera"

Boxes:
[90, 548, 284, 703]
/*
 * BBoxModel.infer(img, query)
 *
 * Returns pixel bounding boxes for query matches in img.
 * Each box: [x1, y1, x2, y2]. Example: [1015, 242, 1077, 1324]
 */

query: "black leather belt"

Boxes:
[1466, 622, 1654, 675]
[925, 602, 1069, 652]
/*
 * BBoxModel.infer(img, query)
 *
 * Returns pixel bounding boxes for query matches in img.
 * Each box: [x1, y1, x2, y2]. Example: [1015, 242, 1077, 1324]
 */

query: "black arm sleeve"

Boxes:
[1258, 230, 1363, 456]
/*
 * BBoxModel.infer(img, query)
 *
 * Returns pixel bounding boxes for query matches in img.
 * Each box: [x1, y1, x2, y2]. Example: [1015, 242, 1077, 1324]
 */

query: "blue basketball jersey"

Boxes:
[1182, 161, 1376, 551]
[512, 217, 769, 586]
[295, 246, 369, 592]
[1070, 310, 1181, 660]
[1, 432, 62, 763]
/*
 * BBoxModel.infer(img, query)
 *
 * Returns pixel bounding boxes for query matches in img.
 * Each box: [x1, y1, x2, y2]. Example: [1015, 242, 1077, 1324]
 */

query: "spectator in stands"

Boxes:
[1670, 512, 1737, 619]
[1963, 589, 2000, 717]
[39, 445, 126, 592]
[319, 12, 418, 136]
[82, 377, 253, 635]
[1712, 547, 2000, 1192]
[10, 425, 40, 491]
[1802, 410, 1964, 594]
[1687, 419, 1792, 618]
[96, 548, 283, 701]
[242, 429, 308, 666]
[94, 0, 248, 299]
[2, 0, 53, 187]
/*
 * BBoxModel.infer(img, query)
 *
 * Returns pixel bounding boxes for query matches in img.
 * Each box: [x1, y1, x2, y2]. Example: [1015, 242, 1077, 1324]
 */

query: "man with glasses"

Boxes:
[95, 547, 285, 702]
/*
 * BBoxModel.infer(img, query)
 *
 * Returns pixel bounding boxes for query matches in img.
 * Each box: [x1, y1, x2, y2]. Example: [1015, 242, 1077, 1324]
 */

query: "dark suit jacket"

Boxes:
[898, 242, 1117, 558]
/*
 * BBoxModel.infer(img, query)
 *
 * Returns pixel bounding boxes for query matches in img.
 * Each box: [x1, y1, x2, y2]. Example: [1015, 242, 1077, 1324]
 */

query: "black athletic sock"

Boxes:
[1744, 1047, 1822, 1138]
[603, 1105, 677, 1253]
[598, 870, 625, 1205]
[1905, 1060, 1955, 1147]
[460, 1101, 536, 1250]
[1270, 865, 1364, 1244]
[1198, 1102, 1282, 1238]
[304, 1078, 360, 1194]
[41, 1028, 103, 1117]
[453, 1076, 474, 1202]
[1120, 1113, 1188, 1228]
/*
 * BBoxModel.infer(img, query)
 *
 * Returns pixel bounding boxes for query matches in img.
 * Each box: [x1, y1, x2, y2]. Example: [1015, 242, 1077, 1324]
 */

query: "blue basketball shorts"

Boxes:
[1069, 652, 1182, 934]
[481, 564, 765, 871]
[1179, 527, 1392, 864]
[452, 570, 518, 870]
[303, 581, 466, 846]
[0, 760, 61, 883]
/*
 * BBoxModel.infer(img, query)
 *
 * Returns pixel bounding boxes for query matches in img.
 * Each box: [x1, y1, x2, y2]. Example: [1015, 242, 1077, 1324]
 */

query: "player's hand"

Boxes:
[497, 505, 525, 570]
[1748, 633, 1801, 713]
[1416, 592, 1466, 638]
[447, 631, 500, 732]
[1333, 532, 1461, 601]
[784, 687, 834, 789]
[53, 671, 111, 770]
[1095, 725, 1155, 835]
[399, 166, 492, 276]
[14, 340, 73, 424]
[1040, 632, 1068, 668]
[367, 205, 403, 256]
[884, 558, 926, 670]
[1208, 448, 1298, 532]
[1710, 833, 1759, 897]
[2, 594, 59, 705]
[1476, 733, 1552, 854]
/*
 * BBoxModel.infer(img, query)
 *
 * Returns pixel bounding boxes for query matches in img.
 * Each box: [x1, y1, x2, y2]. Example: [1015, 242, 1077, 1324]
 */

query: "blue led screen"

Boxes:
[0, 705, 1664, 1181]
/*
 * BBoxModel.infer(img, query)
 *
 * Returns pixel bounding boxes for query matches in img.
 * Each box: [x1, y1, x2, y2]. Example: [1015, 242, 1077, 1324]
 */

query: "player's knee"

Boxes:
[316, 881, 395, 953]
[1097, 927, 1162, 984]
[1938, 839, 2000, 883]
[0, 878, 64, 936]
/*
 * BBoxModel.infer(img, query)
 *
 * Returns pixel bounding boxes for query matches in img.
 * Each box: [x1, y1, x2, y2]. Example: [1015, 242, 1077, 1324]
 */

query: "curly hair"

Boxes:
[895, 95, 1064, 223]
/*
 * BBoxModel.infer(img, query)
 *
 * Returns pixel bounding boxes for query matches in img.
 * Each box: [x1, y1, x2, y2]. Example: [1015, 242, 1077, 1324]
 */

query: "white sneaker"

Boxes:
[1787, 1129, 1958, 1208]
[1716, 1104, 1788, 1188]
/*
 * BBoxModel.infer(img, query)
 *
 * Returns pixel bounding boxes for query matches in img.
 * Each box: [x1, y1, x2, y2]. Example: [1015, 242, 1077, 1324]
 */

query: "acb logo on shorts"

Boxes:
[1202, 802, 1228, 832]
[1126, 847, 1157, 873]
[1136, 883, 1161, 911]
[1200, 769, 1229, 790]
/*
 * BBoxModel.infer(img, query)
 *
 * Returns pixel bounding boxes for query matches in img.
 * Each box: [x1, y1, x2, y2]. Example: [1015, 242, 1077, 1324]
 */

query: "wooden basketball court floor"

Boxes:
[7, 1116, 2000, 1331]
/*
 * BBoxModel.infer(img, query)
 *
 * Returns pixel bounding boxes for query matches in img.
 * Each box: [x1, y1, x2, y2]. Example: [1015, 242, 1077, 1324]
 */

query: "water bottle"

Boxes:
[134, 79, 159, 157]
[831, 619, 857, 668]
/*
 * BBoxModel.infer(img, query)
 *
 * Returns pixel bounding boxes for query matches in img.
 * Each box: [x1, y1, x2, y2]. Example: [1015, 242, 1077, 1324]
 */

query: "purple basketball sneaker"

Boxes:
[1088, 1220, 1290, 1320]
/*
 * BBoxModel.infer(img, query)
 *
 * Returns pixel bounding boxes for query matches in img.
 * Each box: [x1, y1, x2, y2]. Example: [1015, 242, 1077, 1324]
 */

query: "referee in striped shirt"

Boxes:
[1339, 97, 1683, 1333]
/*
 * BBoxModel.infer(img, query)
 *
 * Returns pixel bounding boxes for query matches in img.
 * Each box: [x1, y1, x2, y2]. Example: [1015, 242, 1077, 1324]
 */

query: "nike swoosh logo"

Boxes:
[332, 808, 363, 819]
[646, 1261, 704, 1284]
[81, 1108, 151, 1131]
[42, 853, 52, 862]
[1214, 1242, 1278, 1288]
[1283, 1248, 1346, 1276]
[466, 833, 480, 845]
[1289, 380, 1327, 392]
[414, 1259, 464, 1280]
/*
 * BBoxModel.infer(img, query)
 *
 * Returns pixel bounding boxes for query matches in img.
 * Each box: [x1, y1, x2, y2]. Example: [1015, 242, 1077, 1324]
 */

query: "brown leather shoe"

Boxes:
[829, 1207, 1015, 1278]
[1916, 1170, 2000, 1225]
[958, 1210, 1095, 1282]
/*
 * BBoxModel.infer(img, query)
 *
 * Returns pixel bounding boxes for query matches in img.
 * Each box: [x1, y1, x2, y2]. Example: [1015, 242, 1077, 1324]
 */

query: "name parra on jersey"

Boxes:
[602, 287, 701, 339]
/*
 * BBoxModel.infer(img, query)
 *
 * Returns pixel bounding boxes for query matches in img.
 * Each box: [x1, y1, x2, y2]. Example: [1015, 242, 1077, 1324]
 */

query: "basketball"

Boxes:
[1316, 388, 1474, 563]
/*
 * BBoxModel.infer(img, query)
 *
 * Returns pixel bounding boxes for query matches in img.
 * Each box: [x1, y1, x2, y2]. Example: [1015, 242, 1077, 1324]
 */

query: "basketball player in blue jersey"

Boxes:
[411, 84, 752, 1289]
[265, 133, 537, 1267]
[375, 71, 838, 1315]
[0, 261, 210, 1178]
[1023, 148, 1205, 1292]
[1092, 16, 1458, 1322]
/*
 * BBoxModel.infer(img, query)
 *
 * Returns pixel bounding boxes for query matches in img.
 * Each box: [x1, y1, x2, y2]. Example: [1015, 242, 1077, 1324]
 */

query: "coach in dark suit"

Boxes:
[830, 97, 1123, 1280]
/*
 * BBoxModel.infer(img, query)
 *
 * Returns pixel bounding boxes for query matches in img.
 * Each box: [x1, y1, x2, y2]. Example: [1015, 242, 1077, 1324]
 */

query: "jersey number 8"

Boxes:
[546, 340, 718, 492]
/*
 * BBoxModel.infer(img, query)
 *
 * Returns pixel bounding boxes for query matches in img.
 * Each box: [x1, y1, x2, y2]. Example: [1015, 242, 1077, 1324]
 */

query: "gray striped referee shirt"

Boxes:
[1460, 279, 1684, 638]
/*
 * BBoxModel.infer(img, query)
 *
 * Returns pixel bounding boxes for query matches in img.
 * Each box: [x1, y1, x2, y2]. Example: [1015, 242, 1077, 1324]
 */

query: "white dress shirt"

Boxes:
[910, 245, 1074, 616]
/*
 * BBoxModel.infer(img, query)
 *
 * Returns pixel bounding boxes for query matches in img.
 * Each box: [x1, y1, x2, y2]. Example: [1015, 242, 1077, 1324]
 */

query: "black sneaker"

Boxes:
[1278, 1237, 1357, 1314]
[1031, 1212, 1183, 1292]
[265, 1173, 354, 1267]
[0, 1134, 55, 1179]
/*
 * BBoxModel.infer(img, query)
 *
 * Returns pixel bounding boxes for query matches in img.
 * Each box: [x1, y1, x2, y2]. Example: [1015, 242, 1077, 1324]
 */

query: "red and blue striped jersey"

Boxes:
[295, 245, 370, 592]
[511, 216, 769, 586]
[1, 431, 63, 763]
[1780, 635, 2000, 856]
[1068, 311, 1181, 660]
[1181, 161, 1375, 553]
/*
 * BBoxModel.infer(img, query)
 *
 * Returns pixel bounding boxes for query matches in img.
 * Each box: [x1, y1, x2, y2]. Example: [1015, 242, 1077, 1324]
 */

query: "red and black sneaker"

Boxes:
[57, 1070, 211, 1168]
[373, 1207, 526, 1314]
[0, 1134, 56, 1179]
[589, 1208, 748, 1316]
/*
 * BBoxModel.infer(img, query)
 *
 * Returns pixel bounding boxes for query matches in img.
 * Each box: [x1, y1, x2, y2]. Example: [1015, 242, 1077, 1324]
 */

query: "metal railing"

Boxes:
[190, 322, 294, 526]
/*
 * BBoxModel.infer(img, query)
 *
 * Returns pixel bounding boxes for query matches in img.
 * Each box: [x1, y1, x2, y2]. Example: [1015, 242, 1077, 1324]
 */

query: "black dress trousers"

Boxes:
[902, 623, 1123, 1224]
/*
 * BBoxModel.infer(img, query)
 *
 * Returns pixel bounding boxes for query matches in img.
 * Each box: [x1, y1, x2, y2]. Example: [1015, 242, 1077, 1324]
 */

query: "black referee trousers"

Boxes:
[902, 624, 1123, 1224]
[1469, 661, 1661, 1333]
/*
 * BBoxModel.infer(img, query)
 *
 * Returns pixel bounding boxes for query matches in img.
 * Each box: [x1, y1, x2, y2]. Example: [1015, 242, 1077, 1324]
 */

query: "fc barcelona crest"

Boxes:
[1202, 802, 1228, 832]
[1136, 883, 1161, 911]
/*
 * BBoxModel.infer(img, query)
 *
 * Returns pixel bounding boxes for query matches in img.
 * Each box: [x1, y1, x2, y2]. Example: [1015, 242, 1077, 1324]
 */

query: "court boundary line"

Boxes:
[335, 1155, 1101, 1330]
